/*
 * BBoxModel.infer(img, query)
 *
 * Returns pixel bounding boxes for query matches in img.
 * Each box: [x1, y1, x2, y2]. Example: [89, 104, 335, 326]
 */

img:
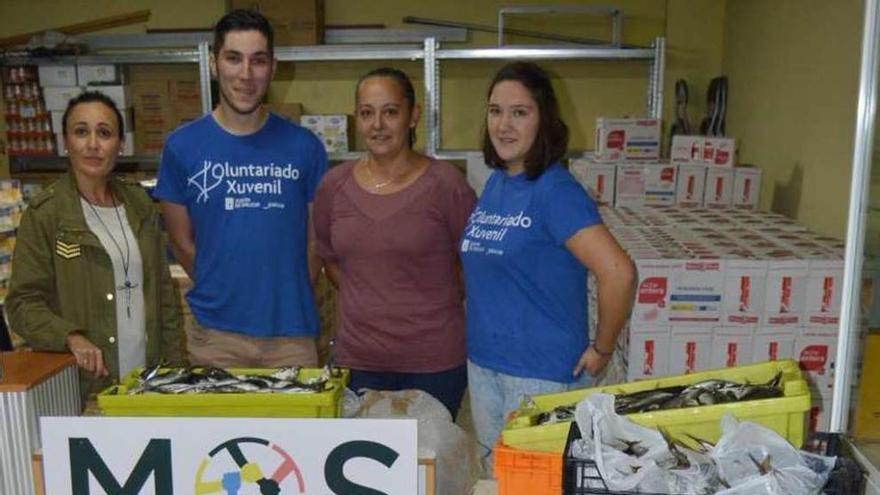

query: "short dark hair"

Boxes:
[62, 90, 125, 139]
[481, 62, 569, 180]
[355, 67, 417, 147]
[214, 9, 274, 57]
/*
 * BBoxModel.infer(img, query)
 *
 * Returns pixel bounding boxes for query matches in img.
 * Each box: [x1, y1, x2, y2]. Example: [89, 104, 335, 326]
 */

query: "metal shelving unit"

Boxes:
[2, 35, 665, 170]
[424, 36, 665, 160]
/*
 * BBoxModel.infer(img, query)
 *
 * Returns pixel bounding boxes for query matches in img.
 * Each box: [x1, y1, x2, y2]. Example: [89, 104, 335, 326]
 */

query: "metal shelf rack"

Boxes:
[2, 35, 665, 169]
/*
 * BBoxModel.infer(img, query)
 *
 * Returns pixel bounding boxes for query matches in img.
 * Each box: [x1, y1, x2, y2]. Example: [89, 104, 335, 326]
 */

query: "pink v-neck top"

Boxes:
[313, 159, 477, 372]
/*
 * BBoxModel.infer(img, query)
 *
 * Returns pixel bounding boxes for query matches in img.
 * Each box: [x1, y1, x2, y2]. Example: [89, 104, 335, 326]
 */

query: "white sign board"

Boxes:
[41, 417, 417, 495]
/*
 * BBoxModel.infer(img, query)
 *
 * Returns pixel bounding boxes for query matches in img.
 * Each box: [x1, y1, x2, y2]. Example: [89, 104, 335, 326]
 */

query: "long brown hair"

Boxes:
[481, 62, 569, 180]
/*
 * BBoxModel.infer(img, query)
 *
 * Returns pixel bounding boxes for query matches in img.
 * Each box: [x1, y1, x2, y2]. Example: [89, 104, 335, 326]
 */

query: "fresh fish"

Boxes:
[535, 373, 784, 425]
[124, 365, 339, 396]
[271, 366, 302, 381]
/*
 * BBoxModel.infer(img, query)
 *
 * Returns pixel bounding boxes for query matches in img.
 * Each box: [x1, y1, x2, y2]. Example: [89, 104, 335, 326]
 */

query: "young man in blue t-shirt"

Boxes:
[155, 10, 328, 367]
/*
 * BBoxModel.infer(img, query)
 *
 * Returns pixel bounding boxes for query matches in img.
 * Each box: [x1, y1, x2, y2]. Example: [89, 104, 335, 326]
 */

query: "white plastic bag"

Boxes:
[711, 414, 836, 495]
[573, 393, 718, 494]
[342, 388, 479, 495]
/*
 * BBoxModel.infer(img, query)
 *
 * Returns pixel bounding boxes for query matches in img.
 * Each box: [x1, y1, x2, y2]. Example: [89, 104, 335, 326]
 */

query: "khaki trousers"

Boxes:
[186, 322, 318, 368]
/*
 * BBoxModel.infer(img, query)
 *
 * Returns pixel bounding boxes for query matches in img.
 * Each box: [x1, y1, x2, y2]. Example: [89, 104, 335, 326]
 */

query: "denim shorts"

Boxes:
[467, 360, 593, 477]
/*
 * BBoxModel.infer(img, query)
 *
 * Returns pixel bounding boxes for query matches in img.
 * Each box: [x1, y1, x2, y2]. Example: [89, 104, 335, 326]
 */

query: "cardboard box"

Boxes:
[803, 257, 844, 328]
[721, 258, 768, 325]
[668, 259, 724, 326]
[133, 129, 166, 156]
[38, 65, 77, 86]
[43, 86, 84, 111]
[614, 164, 646, 207]
[643, 163, 677, 206]
[594, 118, 660, 162]
[710, 326, 755, 369]
[129, 66, 203, 155]
[627, 327, 671, 380]
[703, 167, 733, 208]
[764, 258, 810, 326]
[670, 135, 735, 167]
[570, 159, 615, 206]
[266, 102, 303, 123]
[795, 327, 838, 399]
[809, 398, 832, 434]
[732, 167, 762, 209]
[76, 64, 121, 85]
[300, 114, 349, 153]
[669, 326, 713, 375]
[676, 164, 707, 207]
[632, 258, 677, 326]
[231, 0, 324, 45]
[49, 111, 63, 135]
[751, 328, 796, 363]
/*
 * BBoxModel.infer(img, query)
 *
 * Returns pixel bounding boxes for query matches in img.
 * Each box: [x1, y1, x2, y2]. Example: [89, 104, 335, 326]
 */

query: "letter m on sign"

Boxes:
[69, 438, 173, 494]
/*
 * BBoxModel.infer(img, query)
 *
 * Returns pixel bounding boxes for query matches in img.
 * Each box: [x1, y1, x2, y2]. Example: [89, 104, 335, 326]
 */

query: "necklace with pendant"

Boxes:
[363, 158, 405, 190]
[80, 188, 138, 318]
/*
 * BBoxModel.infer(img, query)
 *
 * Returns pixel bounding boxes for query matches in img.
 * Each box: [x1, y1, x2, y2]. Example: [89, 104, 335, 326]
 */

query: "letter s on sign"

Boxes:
[324, 440, 399, 495]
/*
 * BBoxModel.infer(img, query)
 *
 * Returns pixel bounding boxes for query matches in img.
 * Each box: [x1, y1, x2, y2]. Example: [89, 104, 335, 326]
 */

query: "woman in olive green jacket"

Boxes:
[6, 92, 183, 403]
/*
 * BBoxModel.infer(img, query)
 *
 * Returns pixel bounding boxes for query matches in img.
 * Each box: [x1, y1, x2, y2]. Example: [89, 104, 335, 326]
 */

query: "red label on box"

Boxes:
[644, 340, 655, 375]
[822, 277, 834, 313]
[686, 341, 696, 373]
[726, 343, 737, 367]
[638, 278, 666, 305]
[800, 345, 829, 373]
[607, 130, 625, 150]
[739, 276, 750, 311]
[781, 276, 792, 312]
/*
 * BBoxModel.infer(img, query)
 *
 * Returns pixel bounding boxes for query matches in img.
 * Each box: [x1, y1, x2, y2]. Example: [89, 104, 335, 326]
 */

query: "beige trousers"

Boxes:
[186, 322, 318, 368]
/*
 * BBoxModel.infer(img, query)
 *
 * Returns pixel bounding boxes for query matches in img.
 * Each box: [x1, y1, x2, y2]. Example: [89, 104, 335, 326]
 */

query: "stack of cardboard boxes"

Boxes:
[128, 65, 203, 156]
[572, 130, 761, 210]
[590, 205, 843, 432]
[300, 114, 350, 154]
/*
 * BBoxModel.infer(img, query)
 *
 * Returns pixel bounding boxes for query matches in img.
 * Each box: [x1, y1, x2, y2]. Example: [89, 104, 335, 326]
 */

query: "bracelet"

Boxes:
[591, 344, 613, 358]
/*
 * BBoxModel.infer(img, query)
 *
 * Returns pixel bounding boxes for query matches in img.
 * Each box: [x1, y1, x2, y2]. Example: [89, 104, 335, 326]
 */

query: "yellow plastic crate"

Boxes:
[97, 367, 350, 418]
[501, 360, 810, 453]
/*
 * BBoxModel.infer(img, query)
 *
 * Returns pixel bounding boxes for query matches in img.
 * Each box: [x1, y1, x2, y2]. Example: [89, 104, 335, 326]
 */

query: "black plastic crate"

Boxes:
[810, 432, 865, 495]
[562, 423, 865, 495]
[562, 422, 677, 495]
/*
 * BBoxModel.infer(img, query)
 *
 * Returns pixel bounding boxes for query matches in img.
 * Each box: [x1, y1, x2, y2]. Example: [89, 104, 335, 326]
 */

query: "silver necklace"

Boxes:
[363, 159, 407, 190]
[81, 189, 138, 318]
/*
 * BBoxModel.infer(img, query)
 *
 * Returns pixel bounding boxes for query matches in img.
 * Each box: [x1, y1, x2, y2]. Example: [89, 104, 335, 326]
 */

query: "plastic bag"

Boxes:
[573, 393, 718, 494]
[342, 388, 479, 495]
[711, 414, 836, 495]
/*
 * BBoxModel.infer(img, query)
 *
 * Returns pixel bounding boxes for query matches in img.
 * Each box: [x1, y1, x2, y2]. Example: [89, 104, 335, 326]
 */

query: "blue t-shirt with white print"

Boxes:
[155, 113, 327, 337]
[461, 162, 602, 382]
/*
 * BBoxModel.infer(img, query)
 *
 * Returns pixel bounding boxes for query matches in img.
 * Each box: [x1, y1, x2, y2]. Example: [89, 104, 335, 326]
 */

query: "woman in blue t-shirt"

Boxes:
[460, 62, 636, 475]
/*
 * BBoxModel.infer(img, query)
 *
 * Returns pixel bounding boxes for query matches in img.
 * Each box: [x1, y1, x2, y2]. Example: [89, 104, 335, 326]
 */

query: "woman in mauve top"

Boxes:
[313, 68, 477, 418]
